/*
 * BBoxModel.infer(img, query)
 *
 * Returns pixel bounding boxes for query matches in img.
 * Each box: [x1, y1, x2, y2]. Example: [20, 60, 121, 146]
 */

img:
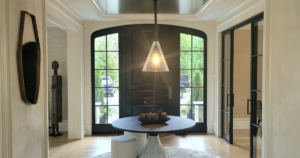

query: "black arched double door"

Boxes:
[91, 24, 207, 134]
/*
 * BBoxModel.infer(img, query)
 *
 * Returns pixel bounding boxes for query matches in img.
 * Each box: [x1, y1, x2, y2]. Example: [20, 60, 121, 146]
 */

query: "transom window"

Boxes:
[94, 33, 119, 124]
[180, 33, 204, 123]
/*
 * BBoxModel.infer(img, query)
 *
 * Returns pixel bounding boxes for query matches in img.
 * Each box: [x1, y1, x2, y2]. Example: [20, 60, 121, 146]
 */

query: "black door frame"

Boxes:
[221, 13, 264, 145]
[91, 24, 207, 134]
[249, 19, 264, 158]
[221, 30, 234, 144]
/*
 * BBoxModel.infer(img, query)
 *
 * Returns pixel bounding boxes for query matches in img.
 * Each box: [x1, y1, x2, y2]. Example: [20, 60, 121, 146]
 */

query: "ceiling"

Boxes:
[50, 0, 250, 21]
[96, 0, 207, 14]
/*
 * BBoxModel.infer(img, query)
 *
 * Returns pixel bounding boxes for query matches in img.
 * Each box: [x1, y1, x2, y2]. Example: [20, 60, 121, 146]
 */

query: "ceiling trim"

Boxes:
[85, 0, 104, 19]
[215, 0, 251, 24]
[216, 0, 265, 30]
[56, 0, 84, 22]
[100, 14, 200, 21]
[46, 0, 82, 30]
[195, 0, 222, 19]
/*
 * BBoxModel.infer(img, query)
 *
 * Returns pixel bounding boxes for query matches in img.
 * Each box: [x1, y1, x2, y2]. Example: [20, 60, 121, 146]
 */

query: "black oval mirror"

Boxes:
[20, 42, 40, 104]
[17, 11, 41, 105]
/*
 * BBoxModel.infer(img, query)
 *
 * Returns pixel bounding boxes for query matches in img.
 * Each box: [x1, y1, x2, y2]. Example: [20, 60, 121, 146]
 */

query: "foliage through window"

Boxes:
[94, 33, 119, 124]
[180, 33, 204, 123]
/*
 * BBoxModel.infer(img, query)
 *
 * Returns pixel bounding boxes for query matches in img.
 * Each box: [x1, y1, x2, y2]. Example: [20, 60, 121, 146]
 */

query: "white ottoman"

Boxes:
[124, 131, 147, 154]
[111, 135, 137, 158]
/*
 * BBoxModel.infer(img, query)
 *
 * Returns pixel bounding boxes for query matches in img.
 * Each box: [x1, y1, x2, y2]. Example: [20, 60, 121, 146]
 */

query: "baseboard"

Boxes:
[85, 124, 92, 135]
[233, 118, 250, 129]
[49, 120, 68, 131]
[59, 120, 68, 131]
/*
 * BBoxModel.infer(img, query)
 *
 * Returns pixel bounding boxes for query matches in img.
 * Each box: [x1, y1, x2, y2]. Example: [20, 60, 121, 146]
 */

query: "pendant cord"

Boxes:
[154, 0, 158, 41]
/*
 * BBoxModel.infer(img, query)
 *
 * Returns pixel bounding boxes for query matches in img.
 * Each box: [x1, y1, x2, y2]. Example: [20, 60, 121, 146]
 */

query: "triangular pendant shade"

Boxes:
[143, 41, 169, 72]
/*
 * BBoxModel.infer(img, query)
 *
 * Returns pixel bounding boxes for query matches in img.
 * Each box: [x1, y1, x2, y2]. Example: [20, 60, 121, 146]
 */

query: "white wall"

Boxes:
[83, 21, 216, 135]
[0, 0, 48, 157]
[264, 0, 300, 157]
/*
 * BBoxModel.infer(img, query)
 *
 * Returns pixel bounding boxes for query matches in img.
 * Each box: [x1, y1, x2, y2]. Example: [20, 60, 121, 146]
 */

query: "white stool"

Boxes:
[111, 135, 137, 158]
[124, 131, 147, 154]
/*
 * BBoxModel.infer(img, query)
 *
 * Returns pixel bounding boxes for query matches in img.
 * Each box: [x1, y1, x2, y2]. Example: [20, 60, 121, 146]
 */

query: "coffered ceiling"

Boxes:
[50, 0, 251, 21]
[96, 0, 208, 14]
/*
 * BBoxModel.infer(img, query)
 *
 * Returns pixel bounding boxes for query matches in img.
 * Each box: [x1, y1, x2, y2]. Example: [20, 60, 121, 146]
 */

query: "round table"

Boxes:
[112, 116, 196, 158]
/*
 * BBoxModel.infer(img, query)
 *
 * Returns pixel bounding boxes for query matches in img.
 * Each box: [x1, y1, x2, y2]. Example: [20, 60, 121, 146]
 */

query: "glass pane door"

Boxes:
[250, 20, 263, 158]
[221, 31, 234, 144]
[92, 32, 120, 134]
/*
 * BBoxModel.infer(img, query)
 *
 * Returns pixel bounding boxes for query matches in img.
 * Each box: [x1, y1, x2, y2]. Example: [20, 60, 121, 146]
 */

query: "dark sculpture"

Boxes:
[49, 61, 63, 137]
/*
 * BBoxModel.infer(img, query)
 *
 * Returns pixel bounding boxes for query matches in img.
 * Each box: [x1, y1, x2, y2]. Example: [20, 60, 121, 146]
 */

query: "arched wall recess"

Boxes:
[17, 11, 41, 105]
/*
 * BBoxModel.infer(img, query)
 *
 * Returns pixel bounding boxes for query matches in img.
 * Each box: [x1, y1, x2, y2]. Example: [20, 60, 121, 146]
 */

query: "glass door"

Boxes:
[250, 20, 263, 158]
[221, 31, 234, 144]
[92, 29, 120, 134]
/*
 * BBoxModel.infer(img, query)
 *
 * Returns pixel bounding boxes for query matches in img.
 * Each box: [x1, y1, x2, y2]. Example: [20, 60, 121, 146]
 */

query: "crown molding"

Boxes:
[196, 0, 222, 19]
[56, 0, 84, 22]
[216, 0, 265, 30]
[46, 0, 82, 30]
[215, 0, 251, 24]
[85, 0, 104, 19]
[100, 14, 200, 21]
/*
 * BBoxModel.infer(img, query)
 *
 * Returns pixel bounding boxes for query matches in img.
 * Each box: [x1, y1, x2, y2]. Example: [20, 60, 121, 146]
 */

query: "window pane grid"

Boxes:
[94, 33, 119, 124]
[180, 33, 204, 123]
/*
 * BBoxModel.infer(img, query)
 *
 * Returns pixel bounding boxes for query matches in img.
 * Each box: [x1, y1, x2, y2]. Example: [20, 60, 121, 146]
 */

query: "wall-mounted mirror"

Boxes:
[17, 11, 41, 105]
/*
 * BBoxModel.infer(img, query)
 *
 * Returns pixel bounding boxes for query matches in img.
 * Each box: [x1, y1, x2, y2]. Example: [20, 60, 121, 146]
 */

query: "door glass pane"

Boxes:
[95, 52, 106, 69]
[108, 106, 119, 123]
[192, 51, 204, 69]
[180, 52, 191, 69]
[107, 52, 119, 69]
[108, 88, 119, 105]
[95, 70, 107, 87]
[180, 70, 191, 88]
[95, 106, 108, 124]
[107, 33, 118, 51]
[95, 36, 106, 51]
[180, 105, 192, 119]
[180, 89, 191, 104]
[224, 33, 231, 59]
[192, 36, 204, 51]
[192, 70, 203, 87]
[255, 21, 264, 55]
[107, 70, 119, 87]
[223, 60, 230, 85]
[193, 105, 204, 123]
[223, 112, 230, 138]
[192, 88, 203, 104]
[95, 88, 108, 105]
[253, 126, 262, 158]
[256, 56, 263, 91]
[180, 33, 191, 51]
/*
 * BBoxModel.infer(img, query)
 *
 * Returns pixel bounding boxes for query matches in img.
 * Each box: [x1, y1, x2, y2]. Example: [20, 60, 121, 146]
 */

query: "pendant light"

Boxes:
[143, 0, 169, 72]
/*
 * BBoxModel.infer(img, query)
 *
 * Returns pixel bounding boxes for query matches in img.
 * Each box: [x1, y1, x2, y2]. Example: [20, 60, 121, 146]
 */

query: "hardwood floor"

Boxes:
[49, 130, 250, 158]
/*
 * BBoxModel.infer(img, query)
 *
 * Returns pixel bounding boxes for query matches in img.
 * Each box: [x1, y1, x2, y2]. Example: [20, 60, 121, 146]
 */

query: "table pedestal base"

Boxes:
[138, 133, 170, 158]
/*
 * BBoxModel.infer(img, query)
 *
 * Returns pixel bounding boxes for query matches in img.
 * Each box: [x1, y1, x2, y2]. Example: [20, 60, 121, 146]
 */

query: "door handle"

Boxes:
[247, 99, 251, 115]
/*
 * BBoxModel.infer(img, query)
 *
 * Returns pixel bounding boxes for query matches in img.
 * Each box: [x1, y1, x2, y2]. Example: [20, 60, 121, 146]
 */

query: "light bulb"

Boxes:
[153, 55, 159, 64]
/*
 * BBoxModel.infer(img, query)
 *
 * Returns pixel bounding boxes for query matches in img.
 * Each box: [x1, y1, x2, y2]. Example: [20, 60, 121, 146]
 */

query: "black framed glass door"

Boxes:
[221, 31, 234, 144]
[249, 19, 263, 158]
